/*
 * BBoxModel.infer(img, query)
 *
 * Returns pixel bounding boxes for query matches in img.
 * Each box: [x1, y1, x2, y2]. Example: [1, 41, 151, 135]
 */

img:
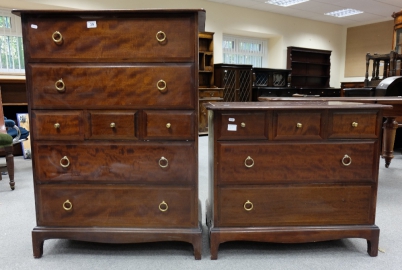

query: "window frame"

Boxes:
[222, 34, 267, 67]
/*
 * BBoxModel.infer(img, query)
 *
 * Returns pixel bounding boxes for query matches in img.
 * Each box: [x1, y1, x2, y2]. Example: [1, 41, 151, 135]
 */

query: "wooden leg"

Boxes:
[210, 233, 219, 260]
[4, 145, 14, 190]
[193, 237, 202, 260]
[381, 117, 398, 168]
[367, 229, 380, 257]
[32, 231, 44, 258]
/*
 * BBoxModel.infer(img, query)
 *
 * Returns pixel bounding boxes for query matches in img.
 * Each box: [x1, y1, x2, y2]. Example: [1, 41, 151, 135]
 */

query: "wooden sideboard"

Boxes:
[206, 101, 390, 259]
[15, 9, 205, 259]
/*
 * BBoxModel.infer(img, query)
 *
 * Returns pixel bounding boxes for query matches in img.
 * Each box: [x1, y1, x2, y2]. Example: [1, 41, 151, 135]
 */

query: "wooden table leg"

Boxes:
[382, 117, 398, 168]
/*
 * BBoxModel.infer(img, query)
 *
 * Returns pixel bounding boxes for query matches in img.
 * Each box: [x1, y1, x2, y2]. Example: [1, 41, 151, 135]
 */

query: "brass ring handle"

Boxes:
[156, 31, 166, 42]
[352, 122, 358, 127]
[54, 123, 60, 129]
[55, 79, 65, 92]
[241, 122, 246, 128]
[63, 200, 73, 211]
[110, 122, 116, 128]
[52, 31, 63, 44]
[297, 123, 302, 128]
[159, 156, 168, 168]
[166, 123, 171, 129]
[342, 154, 352, 166]
[159, 201, 168, 212]
[244, 156, 254, 168]
[60, 156, 70, 168]
[244, 200, 253, 211]
[157, 80, 167, 91]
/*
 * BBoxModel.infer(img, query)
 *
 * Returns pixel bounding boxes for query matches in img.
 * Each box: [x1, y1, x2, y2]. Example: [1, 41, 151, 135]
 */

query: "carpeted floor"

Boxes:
[1, 136, 402, 269]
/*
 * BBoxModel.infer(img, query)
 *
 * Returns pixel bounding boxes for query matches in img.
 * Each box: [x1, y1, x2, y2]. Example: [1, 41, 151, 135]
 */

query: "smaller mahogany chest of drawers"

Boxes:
[205, 101, 390, 259]
[15, 9, 205, 259]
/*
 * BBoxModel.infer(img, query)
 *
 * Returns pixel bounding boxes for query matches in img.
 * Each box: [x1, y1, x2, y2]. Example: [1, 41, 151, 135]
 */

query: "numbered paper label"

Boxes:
[87, 21, 97, 28]
[228, 118, 235, 122]
[228, 124, 237, 131]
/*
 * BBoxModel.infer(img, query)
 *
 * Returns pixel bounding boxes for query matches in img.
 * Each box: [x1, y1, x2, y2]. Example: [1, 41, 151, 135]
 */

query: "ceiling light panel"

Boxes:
[325, 8, 364, 17]
[265, 0, 309, 7]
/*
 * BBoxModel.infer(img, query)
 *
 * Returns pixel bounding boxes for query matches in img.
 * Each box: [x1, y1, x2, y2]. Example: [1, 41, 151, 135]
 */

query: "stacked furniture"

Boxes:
[198, 32, 224, 135]
[15, 9, 205, 259]
[206, 101, 390, 259]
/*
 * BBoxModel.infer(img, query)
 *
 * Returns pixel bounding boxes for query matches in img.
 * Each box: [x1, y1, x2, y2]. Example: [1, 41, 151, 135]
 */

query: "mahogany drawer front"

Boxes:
[328, 111, 379, 139]
[29, 64, 195, 109]
[216, 111, 268, 140]
[199, 89, 223, 98]
[143, 110, 194, 140]
[89, 110, 137, 140]
[217, 185, 373, 226]
[32, 110, 84, 141]
[24, 15, 196, 62]
[37, 185, 197, 227]
[273, 110, 323, 140]
[33, 142, 196, 184]
[217, 141, 378, 184]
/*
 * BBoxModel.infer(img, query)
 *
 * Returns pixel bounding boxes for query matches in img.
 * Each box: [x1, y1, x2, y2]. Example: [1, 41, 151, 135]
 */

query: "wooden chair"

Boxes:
[0, 89, 15, 190]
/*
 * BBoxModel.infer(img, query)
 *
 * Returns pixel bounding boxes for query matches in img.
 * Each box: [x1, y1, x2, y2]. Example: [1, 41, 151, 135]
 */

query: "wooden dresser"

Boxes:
[205, 101, 390, 259]
[14, 9, 205, 259]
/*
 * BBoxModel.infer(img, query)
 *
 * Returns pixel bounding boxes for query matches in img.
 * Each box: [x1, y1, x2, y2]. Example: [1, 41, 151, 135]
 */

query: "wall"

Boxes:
[2, 0, 381, 88]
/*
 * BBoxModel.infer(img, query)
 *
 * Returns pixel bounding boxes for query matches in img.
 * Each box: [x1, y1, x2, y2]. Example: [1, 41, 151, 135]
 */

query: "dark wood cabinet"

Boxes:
[214, 64, 253, 102]
[15, 9, 205, 259]
[198, 32, 223, 135]
[287, 46, 331, 88]
[206, 101, 389, 260]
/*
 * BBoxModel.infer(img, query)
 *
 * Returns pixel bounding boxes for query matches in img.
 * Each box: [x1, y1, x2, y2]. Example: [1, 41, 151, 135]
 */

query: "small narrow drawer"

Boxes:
[328, 111, 379, 139]
[37, 185, 197, 228]
[32, 110, 84, 140]
[199, 88, 224, 98]
[217, 185, 373, 227]
[143, 110, 194, 140]
[274, 110, 323, 140]
[216, 112, 268, 140]
[89, 110, 137, 140]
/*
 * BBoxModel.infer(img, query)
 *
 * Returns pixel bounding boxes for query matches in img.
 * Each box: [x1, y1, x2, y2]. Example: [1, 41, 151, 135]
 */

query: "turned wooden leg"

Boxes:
[382, 117, 398, 168]
[32, 231, 44, 258]
[4, 145, 14, 190]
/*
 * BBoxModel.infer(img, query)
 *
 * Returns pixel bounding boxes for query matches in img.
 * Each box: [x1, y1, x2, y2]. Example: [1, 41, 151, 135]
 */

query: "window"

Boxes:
[223, 34, 266, 67]
[0, 10, 24, 74]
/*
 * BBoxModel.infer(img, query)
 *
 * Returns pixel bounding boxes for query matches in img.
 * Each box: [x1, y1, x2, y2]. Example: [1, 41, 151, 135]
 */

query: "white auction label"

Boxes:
[87, 21, 97, 28]
[228, 118, 235, 122]
[228, 124, 237, 131]
[31, 24, 38, 29]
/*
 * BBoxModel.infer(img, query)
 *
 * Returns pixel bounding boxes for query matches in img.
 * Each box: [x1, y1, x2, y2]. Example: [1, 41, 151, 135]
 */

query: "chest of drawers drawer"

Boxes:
[217, 185, 373, 227]
[328, 110, 379, 139]
[29, 64, 195, 109]
[24, 15, 196, 62]
[37, 185, 197, 227]
[33, 142, 196, 184]
[217, 141, 378, 184]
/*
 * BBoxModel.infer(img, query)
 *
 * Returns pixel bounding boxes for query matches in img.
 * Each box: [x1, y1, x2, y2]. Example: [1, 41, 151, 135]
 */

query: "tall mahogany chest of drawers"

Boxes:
[14, 9, 205, 259]
[205, 101, 390, 259]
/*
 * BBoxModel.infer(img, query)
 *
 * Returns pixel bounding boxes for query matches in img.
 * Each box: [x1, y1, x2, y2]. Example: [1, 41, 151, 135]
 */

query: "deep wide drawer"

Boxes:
[33, 142, 196, 184]
[217, 185, 373, 226]
[36, 185, 197, 227]
[217, 141, 378, 184]
[24, 14, 196, 62]
[29, 64, 195, 109]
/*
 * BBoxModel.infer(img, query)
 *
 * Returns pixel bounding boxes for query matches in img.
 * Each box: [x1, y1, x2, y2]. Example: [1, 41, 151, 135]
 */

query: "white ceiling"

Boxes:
[206, 0, 402, 26]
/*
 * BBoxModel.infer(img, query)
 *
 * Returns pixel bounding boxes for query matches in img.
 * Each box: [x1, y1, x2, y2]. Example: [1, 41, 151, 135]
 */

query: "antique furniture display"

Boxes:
[364, 51, 401, 87]
[340, 81, 365, 96]
[198, 32, 224, 135]
[214, 64, 253, 102]
[251, 68, 293, 101]
[206, 101, 390, 260]
[287, 46, 331, 88]
[259, 96, 402, 168]
[15, 9, 205, 259]
[393, 10, 402, 54]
